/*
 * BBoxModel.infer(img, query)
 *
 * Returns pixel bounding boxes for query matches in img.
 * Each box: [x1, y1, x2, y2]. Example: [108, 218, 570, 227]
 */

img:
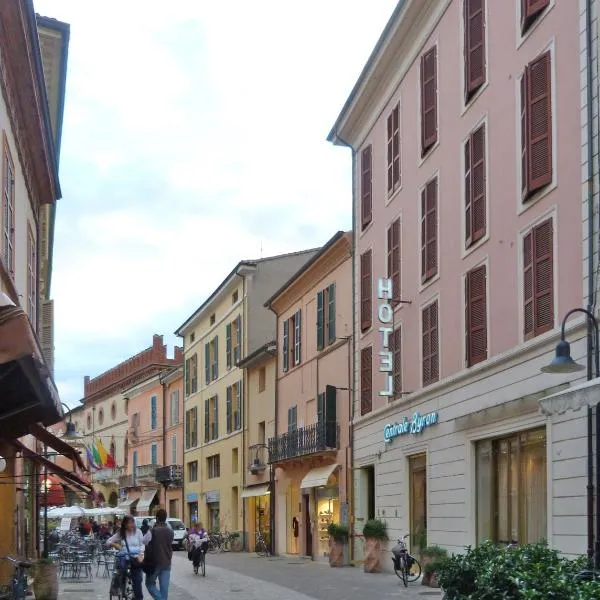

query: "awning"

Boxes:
[29, 422, 86, 471]
[300, 463, 339, 489]
[117, 495, 140, 510]
[240, 484, 270, 499]
[9, 438, 92, 494]
[540, 378, 600, 415]
[136, 489, 158, 513]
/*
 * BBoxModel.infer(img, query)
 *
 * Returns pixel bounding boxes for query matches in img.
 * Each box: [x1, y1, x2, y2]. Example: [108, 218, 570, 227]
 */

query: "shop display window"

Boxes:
[317, 486, 340, 557]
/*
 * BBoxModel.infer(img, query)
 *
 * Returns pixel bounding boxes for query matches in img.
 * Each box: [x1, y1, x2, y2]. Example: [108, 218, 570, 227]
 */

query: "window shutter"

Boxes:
[466, 265, 487, 366]
[226, 323, 232, 369]
[226, 386, 232, 433]
[327, 283, 336, 344]
[317, 290, 324, 351]
[283, 319, 289, 372]
[526, 51, 552, 196]
[534, 219, 554, 335]
[391, 327, 402, 395]
[236, 380, 242, 430]
[204, 399, 209, 443]
[185, 410, 190, 448]
[422, 301, 439, 386]
[294, 310, 302, 365]
[213, 395, 219, 440]
[520, 72, 529, 198]
[317, 393, 324, 424]
[360, 250, 372, 331]
[387, 219, 401, 299]
[464, 0, 486, 101]
[191, 354, 197, 393]
[361, 145, 372, 229]
[213, 336, 218, 380]
[387, 105, 401, 193]
[192, 407, 197, 446]
[421, 178, 438, 282]
[204, 343, 210, 385]
[360, 346, 373, 415]
[185, 358, 191, 396]
[466, 124, 486, 247]
[420, 46, 438, 155]
[523, 231, 534, 338]
[521, 0, 550, 34]
[235, 315, 242, 364]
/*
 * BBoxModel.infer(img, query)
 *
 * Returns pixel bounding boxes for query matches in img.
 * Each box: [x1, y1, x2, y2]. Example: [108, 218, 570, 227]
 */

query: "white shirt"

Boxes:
[106, 529, 145, 554]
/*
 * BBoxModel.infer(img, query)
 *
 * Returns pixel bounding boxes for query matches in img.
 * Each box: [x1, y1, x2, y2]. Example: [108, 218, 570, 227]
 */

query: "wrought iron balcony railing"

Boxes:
[156, 465, 183, 485]
[94, 467, 124, 483]
[247, 444, 268, 474]
[268, 421, 339, 463]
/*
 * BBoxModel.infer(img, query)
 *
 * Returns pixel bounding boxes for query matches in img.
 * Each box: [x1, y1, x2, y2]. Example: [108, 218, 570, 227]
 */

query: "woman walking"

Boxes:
[106, 515, 145, 600]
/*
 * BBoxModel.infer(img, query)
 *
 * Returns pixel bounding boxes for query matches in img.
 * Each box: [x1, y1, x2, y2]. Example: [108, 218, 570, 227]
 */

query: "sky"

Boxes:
[34, 0, 398, 406]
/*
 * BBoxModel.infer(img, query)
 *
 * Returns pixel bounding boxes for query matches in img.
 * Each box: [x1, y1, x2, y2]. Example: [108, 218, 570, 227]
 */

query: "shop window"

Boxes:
[476, 427, 547, 545]
[317, 486, 340, 558]
[188, 501, 198, 525]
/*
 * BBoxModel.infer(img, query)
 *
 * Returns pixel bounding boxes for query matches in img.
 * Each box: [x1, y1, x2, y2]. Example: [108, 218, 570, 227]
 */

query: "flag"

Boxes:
[85, 446, 99, 470]
[97, 439, 108, 467]
[105, 448, 116, 469]
[91, 443, 101, 467]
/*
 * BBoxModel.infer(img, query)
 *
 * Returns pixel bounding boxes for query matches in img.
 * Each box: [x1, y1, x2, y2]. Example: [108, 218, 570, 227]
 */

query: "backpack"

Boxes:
[142, 535, 156, 575]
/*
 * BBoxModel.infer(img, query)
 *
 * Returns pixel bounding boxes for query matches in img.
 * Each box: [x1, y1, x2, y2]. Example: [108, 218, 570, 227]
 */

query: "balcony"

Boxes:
[94, 467, 124, 484]
[268, 421, 339, 464]
[135, 464, 159, 483]
[247, 444, 268, 475]
[156, 465, 183, 486]
[119, 474, 135, 488]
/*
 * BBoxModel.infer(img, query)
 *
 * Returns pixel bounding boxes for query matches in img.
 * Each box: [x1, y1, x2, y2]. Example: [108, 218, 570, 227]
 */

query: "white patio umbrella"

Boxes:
[40, 505, 87, 518]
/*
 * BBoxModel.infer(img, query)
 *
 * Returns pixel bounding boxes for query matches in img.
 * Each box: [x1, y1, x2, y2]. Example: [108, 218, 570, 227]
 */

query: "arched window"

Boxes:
[111, 402, 117, 420]
[98, 408, 104, 425]
[87, 413, 92, 430]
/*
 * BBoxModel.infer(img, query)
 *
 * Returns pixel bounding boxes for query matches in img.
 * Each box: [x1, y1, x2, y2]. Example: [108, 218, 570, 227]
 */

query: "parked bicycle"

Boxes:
[255, 531, 270, 557]
[207, 531, 232, 553]
[0, 556, 33, 600]
[391, 535, 421, 587]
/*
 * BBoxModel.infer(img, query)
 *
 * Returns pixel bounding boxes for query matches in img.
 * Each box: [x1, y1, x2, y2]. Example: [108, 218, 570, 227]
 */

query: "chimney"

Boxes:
[174, 346, 183, 364]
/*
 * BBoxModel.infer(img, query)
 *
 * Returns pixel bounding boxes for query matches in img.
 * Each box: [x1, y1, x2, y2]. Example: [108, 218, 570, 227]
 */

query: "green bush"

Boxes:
[421, 546, 448, 575]
[327, 523, 349, 543]
[362, 519, 388, 541]
[437, 541, 600, 600]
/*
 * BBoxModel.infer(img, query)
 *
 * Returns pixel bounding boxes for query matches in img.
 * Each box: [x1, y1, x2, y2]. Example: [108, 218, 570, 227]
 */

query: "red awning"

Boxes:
[8, 438, 92, 494]
[40, 474, 66, 506]
[29, 422, 86, 471]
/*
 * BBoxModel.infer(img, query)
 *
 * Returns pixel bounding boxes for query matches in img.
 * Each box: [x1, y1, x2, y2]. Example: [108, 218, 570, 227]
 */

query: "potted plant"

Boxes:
[362, 519, 388, 573]
[230, 531, 243, 552]
[327, 523, 348, 567]
[420, 546, 448, 587]
[33, 557, 58, 600]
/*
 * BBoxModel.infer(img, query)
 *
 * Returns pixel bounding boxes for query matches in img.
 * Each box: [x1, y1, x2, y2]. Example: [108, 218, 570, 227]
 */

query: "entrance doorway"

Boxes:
[409, 453, 427, 556]
[303, 495, 312, 557]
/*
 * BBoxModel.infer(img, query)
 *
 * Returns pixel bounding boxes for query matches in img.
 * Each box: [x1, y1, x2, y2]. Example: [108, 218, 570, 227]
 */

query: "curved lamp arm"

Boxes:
[559, 307, 600, 378]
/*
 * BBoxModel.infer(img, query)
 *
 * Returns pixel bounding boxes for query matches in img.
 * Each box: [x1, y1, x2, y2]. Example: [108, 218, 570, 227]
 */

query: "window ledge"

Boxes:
[418, 139, 440, 168]
[385, 184, 403, 207]
[518, 181, 557, 216]
[460, 81, 489, 117]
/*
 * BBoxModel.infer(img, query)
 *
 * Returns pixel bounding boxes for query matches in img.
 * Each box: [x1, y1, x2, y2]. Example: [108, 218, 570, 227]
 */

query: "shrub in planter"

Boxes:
[230, 531, 243, 552]
[327, 524, 348, 568]
[420, 546, 448, 587]
[33, 557, 58, 600]
[362, 519, 388, 574]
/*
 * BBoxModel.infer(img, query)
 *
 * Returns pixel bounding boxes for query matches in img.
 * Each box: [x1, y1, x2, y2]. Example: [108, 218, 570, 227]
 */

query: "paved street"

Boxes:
[57, 551, 443, 599]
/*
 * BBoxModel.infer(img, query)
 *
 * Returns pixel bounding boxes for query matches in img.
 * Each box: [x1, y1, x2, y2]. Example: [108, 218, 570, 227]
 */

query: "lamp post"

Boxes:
[249, 443, 274, 555]
[541, 308, 600, 569]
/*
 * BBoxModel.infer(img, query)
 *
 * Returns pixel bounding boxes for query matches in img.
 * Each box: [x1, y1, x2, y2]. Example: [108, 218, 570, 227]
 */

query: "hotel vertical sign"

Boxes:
[377, 278, 394, 397]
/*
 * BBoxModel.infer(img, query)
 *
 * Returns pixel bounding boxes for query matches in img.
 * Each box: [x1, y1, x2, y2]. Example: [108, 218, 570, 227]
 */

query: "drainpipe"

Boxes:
[584, 0, 597, 567]
[161, 375, 167, 509]
[240, 273, 247, 546]
[266, 302, 279, 555]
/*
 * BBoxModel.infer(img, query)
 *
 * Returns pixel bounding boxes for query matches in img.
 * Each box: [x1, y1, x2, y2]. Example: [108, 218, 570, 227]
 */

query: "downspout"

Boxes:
[161, 374, 167, 509]
[266, 302, 279, 555]
[584, 0, 597, 568]
[240, 273, 247, 546]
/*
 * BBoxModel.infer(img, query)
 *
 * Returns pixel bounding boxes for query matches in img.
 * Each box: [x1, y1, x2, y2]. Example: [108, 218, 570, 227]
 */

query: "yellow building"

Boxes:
[177, 251, 317, 534]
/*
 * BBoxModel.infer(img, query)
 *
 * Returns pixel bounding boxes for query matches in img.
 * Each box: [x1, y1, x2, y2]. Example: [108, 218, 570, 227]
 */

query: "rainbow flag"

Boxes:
[97, 439, 108, 467]
[85, 446, 99, 470]
[91, 443, 101, 467]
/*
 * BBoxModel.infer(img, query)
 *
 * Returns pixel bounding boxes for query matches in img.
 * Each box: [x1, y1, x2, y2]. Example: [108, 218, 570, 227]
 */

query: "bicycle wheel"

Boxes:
[400, 556, 408, 587]
[200, 552, 206, 577]
[256, 540, 266, 557]
[208, 537, 218, 554]
[406, 556, 421, 582]
[221, 536, 231, 552]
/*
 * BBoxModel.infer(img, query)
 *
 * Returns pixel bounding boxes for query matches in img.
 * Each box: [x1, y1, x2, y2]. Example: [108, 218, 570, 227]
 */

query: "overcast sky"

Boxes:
[34, 0, 398, 406]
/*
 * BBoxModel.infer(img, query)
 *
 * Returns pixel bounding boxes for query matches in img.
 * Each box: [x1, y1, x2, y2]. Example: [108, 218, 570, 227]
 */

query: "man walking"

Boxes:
[143, 509, 174, 600]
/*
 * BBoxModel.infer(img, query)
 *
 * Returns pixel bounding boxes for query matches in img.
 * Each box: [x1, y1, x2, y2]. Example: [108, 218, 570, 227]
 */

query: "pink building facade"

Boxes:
[266, 232, 352, 560]
[329, 0, 597, 564]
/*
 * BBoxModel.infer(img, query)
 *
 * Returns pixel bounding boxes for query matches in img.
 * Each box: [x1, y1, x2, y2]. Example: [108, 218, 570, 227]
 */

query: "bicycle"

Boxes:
[193, 544, 207, 577]
[391, 535, 421, 587]
[109, 556, 134, 600]
[255, 531, 270, 557]
[0, 556, 33, 600]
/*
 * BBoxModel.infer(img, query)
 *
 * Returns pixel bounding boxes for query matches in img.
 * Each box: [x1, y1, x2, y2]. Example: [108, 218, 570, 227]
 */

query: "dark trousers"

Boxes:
[191, 545, 207, 567]
[131, 564, 143, 599]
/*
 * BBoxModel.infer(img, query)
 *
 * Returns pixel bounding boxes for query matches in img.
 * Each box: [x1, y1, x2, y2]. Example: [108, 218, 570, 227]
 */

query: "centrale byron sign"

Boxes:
[384, 411, 439, 442]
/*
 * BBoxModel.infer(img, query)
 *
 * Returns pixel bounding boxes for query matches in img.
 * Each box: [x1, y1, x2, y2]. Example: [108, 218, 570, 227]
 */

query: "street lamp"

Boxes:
[541, 307, 600, 569]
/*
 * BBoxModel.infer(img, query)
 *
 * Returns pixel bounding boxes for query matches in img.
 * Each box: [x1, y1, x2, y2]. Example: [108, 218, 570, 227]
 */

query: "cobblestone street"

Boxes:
[57, 551, 444, 600]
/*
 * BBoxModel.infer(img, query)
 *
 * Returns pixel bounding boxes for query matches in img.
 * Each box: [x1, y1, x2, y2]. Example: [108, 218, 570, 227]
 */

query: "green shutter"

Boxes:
[236, 379, 243, 430]
[283, 319, 289, 372]
[235, 315, 242, 364]
[317, 393, 324, 423]
[316, 291, 324, 351]
[325, 385, 337, 447]
[226, 386, 232, 433]
[328, 284, 336, 344]
[214, 336, 219, 379]
[204, 399, 209, 442]
[226, 323, 232, 369]
[205, 343, 210, 385]
[185, 358, 191, 396]
[213, 394, 219, 440]
[294, 310, 302, 364]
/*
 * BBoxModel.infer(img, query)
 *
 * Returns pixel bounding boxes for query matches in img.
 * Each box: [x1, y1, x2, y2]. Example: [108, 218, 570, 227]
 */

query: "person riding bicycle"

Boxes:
[186, 522, 209, 574]
[106, 515, 145, 600]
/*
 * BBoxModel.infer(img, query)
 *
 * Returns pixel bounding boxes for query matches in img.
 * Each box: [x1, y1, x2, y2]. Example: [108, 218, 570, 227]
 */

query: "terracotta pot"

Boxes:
[328, 537, 344, 567]
[363, 538, 383, 573]
[33, 562, 58, 600]
[231, 537, 243, 552]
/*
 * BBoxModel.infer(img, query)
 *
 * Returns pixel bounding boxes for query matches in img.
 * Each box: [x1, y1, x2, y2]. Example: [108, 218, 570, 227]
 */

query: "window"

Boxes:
[110, 441, 116, 459]
[420, 45, 438, 156]
[465, 124, 486, 247]
[190, 332, 195, 344]
[387, 219, 401, 300]
[111, 402, 117, 421]
[421, 178, 438, 283]
[205, 337, 218, 384]
[422, 300, 439, 386]
[258, 421, 266, 446]
[232, 448, 238, 473]
[317, 283, 336, 350]
[232, 290, 238, 304]
[226, 381, 242, 433]
[185, 354, 198, 395]
[464, 0, 486, 101]
[170, 390, 180, 426]
[2, 139, 15, 278]
[132, 412, 140, 429]
[87, 414, 91, 429]
[98, 408, 104, 426]
[283, 310, 302, 371]
[524, 218, 554, 339]
[361, 145, 372, 230]
[151, 443, 158, 465]
[204, 396, 218, 442]
[185, 407, 198, 449]
[390, 327, 402, 396]
[360, 346, 373, 415]
[187, 460, 198, 482]
[387, 103, 401, 193]
[465, 265, 487, 366]
[207, 454, 220, 479]
[287, 406, 297, 432]
[360, 250, 372, 331]
[258, 367, 266, 393]
[521, 0, 549, 34]
[150, 395, 158, 430]
[27, 226, 36, 325]
[476, 428, 547, 544]
[521, 51, 552, 201]
[210, 313, 216, 325]
[171, 434, 177, 465]
[227, 316, 242, 368]
[132, 451, 138, 478]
